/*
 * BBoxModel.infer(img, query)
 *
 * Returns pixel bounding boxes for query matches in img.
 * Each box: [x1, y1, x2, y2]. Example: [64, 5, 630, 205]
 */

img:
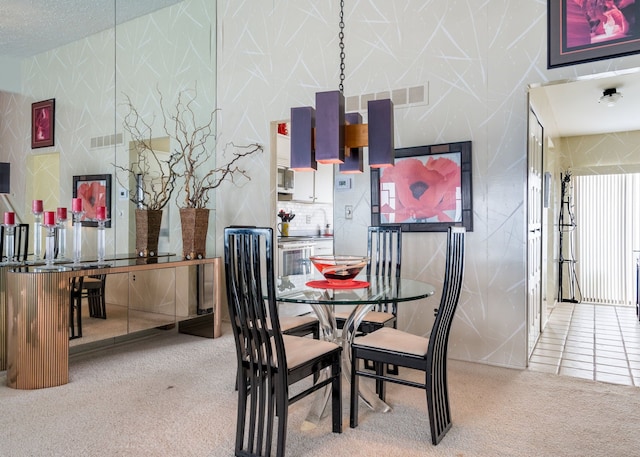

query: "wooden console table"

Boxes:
[5, 256, 222, 390]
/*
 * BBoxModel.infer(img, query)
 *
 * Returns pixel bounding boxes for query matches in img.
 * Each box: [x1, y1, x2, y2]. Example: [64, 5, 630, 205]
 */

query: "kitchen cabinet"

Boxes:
[314, 238, 334, 256]
[292, 169, 315, 202]
[314, 164, 333, 204]
[291, 164, 333, 203]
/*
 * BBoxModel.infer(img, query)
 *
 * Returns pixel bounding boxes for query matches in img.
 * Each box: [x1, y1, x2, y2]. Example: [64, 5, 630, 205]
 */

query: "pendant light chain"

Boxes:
[338, 0, 345, 94]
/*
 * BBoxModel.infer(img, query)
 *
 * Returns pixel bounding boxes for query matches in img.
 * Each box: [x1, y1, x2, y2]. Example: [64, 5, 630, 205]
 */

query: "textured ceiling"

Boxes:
[0, 0, 183, 58]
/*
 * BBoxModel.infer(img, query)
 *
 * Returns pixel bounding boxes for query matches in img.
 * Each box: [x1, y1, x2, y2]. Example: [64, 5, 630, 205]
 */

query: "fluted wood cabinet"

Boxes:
[4, 256, 222, 389]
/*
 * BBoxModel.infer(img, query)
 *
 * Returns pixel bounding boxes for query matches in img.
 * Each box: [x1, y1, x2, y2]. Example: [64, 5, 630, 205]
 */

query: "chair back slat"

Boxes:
[426, 226, 465, 444]
[367, 225, 401, 314]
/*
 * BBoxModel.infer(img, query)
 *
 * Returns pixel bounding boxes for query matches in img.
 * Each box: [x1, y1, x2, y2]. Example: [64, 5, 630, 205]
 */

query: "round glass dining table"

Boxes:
[276, 273, 436, 428]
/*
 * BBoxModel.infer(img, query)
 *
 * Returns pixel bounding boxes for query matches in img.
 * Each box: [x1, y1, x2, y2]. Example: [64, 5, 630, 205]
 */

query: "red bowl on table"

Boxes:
[310, 255, 369, 284]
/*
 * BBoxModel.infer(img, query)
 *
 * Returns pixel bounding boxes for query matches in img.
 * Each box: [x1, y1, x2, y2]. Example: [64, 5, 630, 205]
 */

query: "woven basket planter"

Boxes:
[135, 209, 163, 257]
[180, 208, 209, 259]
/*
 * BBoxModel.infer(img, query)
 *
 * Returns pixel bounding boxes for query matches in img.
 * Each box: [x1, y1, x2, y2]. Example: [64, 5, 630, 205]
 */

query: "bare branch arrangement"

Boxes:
[118, 85, 263, 210]
[164, 85, 263, 208]
[115, 93, 180, 211]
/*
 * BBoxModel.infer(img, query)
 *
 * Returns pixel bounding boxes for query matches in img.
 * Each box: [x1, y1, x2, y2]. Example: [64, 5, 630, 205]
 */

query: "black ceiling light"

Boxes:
[599, 88, 622, 107]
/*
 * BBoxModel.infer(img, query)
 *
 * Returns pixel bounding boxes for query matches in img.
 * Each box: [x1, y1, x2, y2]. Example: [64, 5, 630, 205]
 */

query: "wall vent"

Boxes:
[90, 133, 123, 149]
[345, 83, 429, 114]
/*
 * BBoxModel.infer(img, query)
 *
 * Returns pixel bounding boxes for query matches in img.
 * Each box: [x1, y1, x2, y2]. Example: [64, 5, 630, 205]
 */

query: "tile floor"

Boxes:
[529, 302, 640, 386]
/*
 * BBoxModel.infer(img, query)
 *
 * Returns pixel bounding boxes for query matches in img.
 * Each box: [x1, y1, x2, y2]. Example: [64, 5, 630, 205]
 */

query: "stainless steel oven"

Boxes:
[277, 239, 314, 276]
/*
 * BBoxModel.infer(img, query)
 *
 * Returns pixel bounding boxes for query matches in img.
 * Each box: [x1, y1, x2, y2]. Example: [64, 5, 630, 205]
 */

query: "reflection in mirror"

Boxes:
[69, 272, 129, 348]
[67, 263, 216, 348]
[128, 269, 176, 333]
[0, 0, 215, 260]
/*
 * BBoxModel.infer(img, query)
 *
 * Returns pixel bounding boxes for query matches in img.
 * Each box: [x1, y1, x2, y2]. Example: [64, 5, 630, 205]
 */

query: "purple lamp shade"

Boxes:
[290, 106, 317, 171]
[315, 90, 345, 164]
[368, 99, 395, 168]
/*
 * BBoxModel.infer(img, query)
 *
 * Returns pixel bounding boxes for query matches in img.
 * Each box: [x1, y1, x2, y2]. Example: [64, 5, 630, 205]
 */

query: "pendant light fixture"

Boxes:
[290, 0, 395, 173]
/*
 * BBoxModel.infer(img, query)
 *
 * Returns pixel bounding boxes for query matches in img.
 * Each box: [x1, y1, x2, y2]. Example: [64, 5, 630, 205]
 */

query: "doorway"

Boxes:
[27, 153, 60, 254]
[527, 67, 640, 379]
[527, 108, 544, 357]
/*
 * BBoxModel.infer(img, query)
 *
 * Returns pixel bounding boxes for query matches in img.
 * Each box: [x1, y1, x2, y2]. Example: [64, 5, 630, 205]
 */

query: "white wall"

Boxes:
[215, 0, 640, 368]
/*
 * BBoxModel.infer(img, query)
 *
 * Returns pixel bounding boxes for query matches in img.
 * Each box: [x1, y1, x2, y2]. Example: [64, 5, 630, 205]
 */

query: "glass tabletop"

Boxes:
[276, 273, 436, 305]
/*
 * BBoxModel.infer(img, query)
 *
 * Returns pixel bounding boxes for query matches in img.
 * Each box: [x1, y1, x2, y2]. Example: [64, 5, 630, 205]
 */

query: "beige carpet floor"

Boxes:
[1, 324, 639, 456]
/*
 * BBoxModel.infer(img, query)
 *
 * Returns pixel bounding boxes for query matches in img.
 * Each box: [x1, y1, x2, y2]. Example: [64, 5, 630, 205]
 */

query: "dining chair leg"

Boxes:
[375, 361, 386, 401]
[331, 356, 342, 433]
[350, 354, 359, 429]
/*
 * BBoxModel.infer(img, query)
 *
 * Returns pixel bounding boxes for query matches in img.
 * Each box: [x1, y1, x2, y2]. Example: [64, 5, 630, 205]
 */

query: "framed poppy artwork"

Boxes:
[548, 0, 640, 68]
[73, 174, 112, 227]
[31, 99, 55, 148]
[371, 141, 473, 232]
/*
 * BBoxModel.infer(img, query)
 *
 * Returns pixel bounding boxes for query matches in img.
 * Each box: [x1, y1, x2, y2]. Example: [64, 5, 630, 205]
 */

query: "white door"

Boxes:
[527, 108, 543, 358]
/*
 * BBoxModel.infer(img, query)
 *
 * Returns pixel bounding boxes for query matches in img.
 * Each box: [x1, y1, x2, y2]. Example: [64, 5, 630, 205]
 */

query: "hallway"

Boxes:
[529, 302, 640, 386]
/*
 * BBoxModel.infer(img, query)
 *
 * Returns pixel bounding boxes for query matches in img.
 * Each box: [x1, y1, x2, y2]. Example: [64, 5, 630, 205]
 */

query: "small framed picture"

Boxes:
[31, 99, 55, 149]
[73, 174, 112, 227]
[548, 0, 640, 68]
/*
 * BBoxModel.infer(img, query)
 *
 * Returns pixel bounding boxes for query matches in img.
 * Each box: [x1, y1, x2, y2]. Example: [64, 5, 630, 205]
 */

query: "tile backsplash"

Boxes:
[276, 201, 333, 236]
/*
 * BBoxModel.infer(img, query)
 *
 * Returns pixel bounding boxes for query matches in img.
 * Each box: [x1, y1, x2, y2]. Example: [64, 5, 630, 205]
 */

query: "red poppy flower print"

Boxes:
[380, 155, 461, 223]
[77, 181, 107, 220]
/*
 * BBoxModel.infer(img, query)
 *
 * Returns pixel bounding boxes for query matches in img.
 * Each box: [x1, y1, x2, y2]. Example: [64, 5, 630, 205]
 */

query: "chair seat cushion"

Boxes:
[82, 277, 103, 290]
[334, 310, 395, 325]
[353, 327, 428, 357]
[279, 314, 318, 332]
[282, 334, 339, 370]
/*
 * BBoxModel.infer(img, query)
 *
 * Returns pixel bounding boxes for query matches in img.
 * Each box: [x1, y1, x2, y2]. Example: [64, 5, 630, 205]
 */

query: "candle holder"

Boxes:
[43, 223, 57, 269]
[56, 208, 68, 261]
[96, 219, 109, 264]
[2, 223, 16, 264]
[32, 200, 44, 261]
[95, 206, 108, 265]
[72, 210, 84, 264]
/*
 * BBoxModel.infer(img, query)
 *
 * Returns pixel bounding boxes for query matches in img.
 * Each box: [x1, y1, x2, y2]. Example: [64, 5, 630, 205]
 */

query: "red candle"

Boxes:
[32, 199, 43, 213]
[72, 198, 83, 212]
[44, 211, 55, 226]
[4, 212, 14, 225]
[96, 206, 106, 221]
[57, 207, 67, 220]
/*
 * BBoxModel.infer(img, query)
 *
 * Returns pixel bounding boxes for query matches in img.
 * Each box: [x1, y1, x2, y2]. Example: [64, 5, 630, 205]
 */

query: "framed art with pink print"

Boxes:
[31, 99, 55, 149]
[73, 174, 112, 227]
[371, 141, 473, 232]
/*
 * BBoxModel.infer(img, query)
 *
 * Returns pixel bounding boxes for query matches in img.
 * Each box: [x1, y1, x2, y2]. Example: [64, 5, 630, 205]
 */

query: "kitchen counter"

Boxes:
[278, 235, 333, 242]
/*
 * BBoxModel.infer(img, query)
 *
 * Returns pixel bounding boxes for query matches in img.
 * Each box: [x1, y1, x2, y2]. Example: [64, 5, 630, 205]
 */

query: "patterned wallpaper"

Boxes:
[215, 0, 640, 368]
[3, 0, 640, 369]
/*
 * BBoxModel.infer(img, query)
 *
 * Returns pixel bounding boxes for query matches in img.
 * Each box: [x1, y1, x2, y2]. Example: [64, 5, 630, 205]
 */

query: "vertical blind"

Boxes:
[574, 173, 640, 305]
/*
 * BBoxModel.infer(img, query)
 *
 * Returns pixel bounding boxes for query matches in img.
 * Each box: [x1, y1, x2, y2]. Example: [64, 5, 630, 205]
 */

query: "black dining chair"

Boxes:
[335, 225, 402, 334]
[230, 226, 320, 340]
[336, 225, 402, 377]
[0, 223, 29, 262]
[224, 226, 342, 457]
[349, 226, 465, 445]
